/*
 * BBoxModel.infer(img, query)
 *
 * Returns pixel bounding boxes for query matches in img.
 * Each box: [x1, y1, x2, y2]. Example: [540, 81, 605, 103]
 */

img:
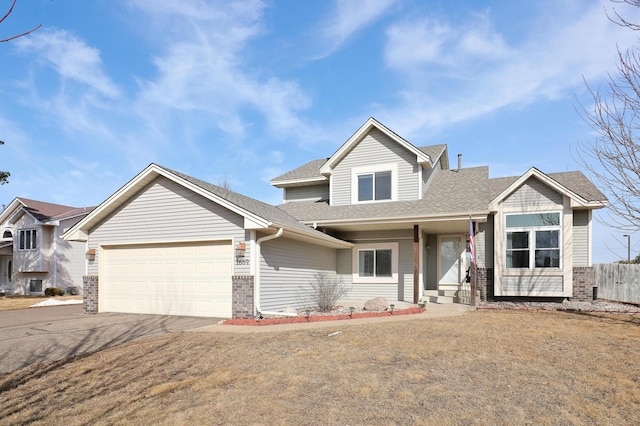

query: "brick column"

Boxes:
[572, 267, 596, 302]
[232, 275, 254, 319]
[83, 275, 99, 314]
[477, 267, 494, 302]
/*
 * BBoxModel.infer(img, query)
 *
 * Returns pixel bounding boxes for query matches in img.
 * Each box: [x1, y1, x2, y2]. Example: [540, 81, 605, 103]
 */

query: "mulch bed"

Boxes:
[222, 306, 423, 326]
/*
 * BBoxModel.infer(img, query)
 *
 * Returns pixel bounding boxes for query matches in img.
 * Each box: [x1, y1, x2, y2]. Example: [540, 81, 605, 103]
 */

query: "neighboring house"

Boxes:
[0, 198, 94, 295]
[63, 118, 607, 318]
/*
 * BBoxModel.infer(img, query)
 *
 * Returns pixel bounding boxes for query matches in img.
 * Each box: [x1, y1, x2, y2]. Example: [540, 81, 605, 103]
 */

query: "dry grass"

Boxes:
[0, 295, 82, 311]
[1, 310, 639, 425]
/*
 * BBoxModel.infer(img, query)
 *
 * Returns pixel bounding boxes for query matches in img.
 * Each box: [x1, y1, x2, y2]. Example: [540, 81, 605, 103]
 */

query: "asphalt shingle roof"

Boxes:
[278, 167, 490, 222]
[270, 144, 449, 185]
[163, 166, 336, 237]
[16, 198, 94, 222]
[277, 166, 607, 224]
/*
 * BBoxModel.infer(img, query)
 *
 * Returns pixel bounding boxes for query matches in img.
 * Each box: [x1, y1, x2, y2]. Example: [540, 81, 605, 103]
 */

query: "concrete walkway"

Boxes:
[190, 303, 476, 334]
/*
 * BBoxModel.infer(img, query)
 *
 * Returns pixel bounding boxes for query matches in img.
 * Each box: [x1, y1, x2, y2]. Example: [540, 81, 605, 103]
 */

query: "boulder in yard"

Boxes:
[364, 297, 389, 311]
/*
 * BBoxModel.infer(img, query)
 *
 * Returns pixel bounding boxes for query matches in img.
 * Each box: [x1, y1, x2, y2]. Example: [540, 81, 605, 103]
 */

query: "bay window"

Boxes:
[506, 213, 560, 269]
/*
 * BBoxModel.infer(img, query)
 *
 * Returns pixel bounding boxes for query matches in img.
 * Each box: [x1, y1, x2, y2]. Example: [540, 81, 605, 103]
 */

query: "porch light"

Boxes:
[85, 248, 96, 262]
[349, 306, 355, 318]
[389, 304, 395, 315]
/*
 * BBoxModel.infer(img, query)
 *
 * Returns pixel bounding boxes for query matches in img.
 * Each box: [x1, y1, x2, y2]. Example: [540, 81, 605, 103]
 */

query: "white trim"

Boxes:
[352, 242, 398, 284]
[320, 118, 431, 175]
[504, 211, 562, 270]
[350, 163, 398, 204]
[489, 167, 607, 211]
[270, 176, 328, 188]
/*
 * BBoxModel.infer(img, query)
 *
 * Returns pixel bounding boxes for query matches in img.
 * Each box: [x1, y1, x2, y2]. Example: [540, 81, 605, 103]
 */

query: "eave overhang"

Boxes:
[488, 167, 608, 213]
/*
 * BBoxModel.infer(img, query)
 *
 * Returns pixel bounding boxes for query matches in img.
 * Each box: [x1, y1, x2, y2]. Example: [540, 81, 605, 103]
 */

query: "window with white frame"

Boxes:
[358, 171, 391, 202]
[352, 242, 398, 283]
[506, 213, 560, 269]
[19, 229, 37, 250]
[351, 163, 397, 204]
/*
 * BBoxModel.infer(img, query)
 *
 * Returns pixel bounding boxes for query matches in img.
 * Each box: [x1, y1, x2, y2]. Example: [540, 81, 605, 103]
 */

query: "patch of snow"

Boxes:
[30, 298, 83, 308]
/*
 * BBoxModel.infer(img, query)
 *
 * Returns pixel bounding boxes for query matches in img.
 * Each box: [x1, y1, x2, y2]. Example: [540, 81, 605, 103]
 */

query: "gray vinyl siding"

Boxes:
[336, 229, 415, 301]
[496, 179, 570, 296]
[56, 217, 88, 292]
[13, 214, 44, 274]
[259, 237, 337, 311]
[425, 233, 438, 290]
[284, 184, 329, 203]
[477, 218, 493, 268]
[573, 210, 590, 266]
[331, 128, 420, 206]
[421, 158, 440, 195]
[336, 249, 352, 285]
[503, 178, 563, 209]
[399, 239, 415, 301]
[502, 275, 563, 293]
[88, 176, 249, 275]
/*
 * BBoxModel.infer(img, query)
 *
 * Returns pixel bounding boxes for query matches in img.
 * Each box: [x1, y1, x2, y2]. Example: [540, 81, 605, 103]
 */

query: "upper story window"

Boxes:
[2, 230, 12, 239]
[351, 163, 397, 204]
[506, 213, 560, 269]
[358, 171, 391, 202]
[19, 229, 37, 250]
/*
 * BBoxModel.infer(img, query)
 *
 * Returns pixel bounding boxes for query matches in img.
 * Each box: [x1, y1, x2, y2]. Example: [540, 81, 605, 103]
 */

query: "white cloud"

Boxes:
[379, 2, 640, 137]
[15, 29, 121, 99]
[313, 0, 396, 60]
[131, 0, 315, 142]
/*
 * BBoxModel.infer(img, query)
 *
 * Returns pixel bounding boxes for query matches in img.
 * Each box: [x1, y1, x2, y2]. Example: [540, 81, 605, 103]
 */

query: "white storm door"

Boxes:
[439, 236, 464, 286]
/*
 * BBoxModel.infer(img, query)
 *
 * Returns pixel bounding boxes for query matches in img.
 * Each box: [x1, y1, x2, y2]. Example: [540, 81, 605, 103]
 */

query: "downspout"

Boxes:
[254, 228, 296, 317]
[52, 225, 58, 289]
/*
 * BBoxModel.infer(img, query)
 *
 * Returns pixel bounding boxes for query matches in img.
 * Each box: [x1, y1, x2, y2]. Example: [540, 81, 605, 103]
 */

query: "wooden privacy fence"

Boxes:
[594, 263, 640, 304]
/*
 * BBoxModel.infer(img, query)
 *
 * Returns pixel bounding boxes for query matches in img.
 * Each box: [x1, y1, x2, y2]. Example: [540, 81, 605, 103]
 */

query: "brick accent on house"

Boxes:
[232, 275, 254, 319]
[83, 275, 99, 314]
[477, 267, 494, 302]
[572, 266, 596, 302]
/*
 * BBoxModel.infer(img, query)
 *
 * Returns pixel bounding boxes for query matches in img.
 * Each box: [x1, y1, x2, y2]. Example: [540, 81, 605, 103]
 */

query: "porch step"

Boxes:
[422, 288, 472, 305]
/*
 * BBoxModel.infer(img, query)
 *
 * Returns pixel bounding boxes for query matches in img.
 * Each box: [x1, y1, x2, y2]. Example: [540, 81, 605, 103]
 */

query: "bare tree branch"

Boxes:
[577, 2, 640, 231]
[0, 0, 41, 43]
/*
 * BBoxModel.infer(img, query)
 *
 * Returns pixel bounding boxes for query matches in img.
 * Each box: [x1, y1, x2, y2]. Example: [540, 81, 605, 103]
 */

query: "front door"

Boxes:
[0, 257, 13, 292]
[438, 236, 464, 286]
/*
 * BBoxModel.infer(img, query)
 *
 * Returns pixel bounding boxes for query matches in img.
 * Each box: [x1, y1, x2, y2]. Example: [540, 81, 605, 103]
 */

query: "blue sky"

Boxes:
[1, 0, 638, 262]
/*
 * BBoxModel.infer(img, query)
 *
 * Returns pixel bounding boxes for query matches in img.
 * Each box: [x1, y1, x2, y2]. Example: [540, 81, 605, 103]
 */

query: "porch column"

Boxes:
[413, 225, 419, 303]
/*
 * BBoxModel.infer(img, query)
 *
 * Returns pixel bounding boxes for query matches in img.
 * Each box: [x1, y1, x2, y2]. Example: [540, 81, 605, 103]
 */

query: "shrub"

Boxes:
[44, 287, 65, 297]
[299, 272, 349, 312]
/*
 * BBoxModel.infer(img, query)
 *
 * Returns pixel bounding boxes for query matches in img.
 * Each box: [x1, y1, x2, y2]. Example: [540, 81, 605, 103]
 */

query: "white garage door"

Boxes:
[101, 241, 233, 317]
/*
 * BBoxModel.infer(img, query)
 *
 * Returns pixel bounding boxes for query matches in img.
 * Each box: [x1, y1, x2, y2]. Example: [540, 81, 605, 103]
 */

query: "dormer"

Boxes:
[271, 118, 449, 206]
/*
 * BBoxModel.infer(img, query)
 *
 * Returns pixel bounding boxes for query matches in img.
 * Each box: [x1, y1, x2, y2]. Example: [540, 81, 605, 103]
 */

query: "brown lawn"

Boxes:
[0, 295, 82, 311]
[1, 310, 639, 425]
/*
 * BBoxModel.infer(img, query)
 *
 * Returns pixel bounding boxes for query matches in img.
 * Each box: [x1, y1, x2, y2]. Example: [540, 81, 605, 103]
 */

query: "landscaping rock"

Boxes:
[364, 297, 389, 311]
[283, 306, 297, 314]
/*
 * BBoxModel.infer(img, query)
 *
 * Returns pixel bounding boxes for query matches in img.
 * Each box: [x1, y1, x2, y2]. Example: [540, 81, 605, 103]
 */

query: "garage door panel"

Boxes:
[101, 241, 232, 317]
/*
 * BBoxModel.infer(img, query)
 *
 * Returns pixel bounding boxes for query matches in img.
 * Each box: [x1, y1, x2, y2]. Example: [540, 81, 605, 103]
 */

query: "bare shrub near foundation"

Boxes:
[299, 272, 349, 312]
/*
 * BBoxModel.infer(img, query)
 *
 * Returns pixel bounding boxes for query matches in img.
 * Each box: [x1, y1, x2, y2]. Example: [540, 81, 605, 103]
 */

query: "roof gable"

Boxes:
[62, 164, 351, 248]
[0, 197, 93, 226]
[488, 167, 607, 211]
[319, 118, 432, 175]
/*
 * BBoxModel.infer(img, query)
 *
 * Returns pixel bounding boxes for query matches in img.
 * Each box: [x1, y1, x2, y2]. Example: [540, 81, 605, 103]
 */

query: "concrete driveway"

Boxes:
[0, 305, 222, 374]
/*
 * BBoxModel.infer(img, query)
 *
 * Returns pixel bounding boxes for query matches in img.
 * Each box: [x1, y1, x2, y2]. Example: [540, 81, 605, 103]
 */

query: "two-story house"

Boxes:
[63, 118, 607, 318]
[0, 198, 94, 295]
